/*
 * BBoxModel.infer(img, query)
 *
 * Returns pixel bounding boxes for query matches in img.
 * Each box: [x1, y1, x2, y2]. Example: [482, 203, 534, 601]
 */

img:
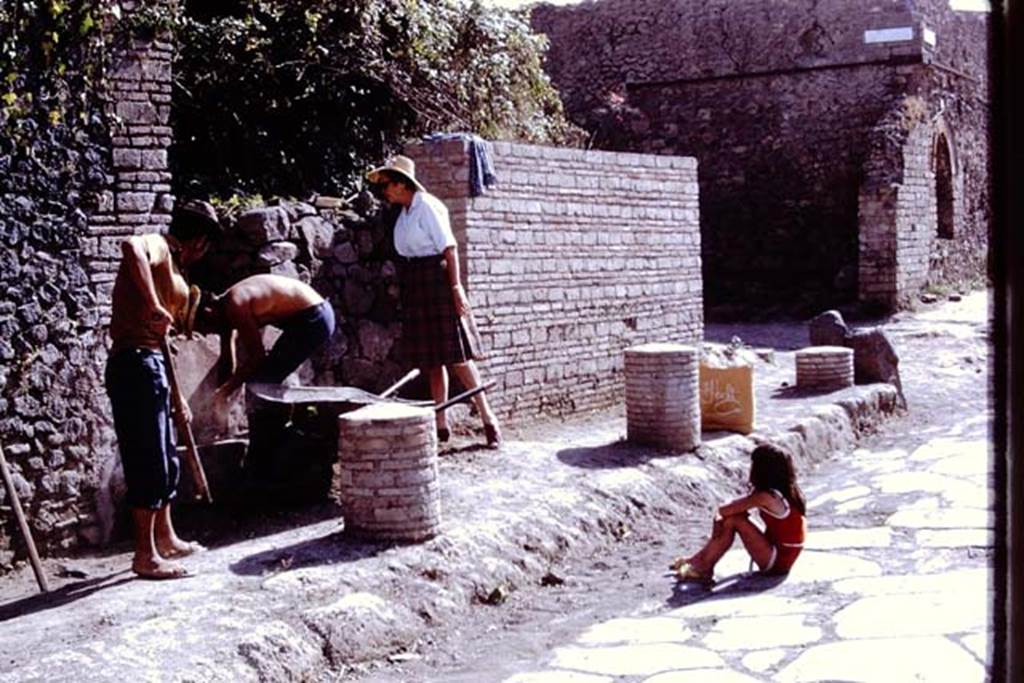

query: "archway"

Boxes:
[934, 132, 955, 239]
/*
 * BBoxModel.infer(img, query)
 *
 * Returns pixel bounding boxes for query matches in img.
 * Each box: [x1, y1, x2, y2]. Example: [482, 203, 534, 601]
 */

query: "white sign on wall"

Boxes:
[863, 26, 915, 44]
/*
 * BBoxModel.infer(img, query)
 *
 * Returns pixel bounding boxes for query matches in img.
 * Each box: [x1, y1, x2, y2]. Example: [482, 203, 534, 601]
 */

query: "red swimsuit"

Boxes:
[759, 490, 806, 573]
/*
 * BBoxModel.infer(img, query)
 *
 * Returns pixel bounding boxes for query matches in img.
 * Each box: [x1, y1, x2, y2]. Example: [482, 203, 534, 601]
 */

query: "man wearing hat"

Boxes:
[105, 199, 221, 579]
[367, 155, 503, 448]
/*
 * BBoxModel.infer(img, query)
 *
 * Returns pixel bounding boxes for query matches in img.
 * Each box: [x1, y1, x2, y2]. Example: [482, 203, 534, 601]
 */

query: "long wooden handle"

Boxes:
[160, 339, 213, 503]
[379, 368, 421, 399]
[0, 444, 48, 593]
[434, 380, 496, 413]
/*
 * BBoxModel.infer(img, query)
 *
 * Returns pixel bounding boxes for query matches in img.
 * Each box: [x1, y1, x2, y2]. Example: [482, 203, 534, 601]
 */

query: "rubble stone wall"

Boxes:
[532, 0, 991, 312]
[407, 139, 703, 418]
[0, 3, 173, 564]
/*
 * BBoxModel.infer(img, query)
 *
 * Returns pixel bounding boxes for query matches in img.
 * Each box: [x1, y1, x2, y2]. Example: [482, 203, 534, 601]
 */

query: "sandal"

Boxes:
[674, 562, 711, 583]
[132, 562, 193, 581]
[669, 556, 688, 571]
[159, 540, 206, 559]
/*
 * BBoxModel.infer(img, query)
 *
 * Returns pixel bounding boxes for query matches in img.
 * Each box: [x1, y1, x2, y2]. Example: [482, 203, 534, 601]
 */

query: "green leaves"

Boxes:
[172, 0, 580, 199]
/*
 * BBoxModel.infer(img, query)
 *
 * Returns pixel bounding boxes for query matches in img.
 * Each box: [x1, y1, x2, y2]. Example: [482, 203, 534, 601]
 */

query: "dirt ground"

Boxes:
[0, 290, 991, 681]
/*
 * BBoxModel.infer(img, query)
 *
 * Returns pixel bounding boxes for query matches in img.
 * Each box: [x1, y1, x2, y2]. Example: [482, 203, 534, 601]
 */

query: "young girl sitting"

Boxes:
[671, 443, 807, 582]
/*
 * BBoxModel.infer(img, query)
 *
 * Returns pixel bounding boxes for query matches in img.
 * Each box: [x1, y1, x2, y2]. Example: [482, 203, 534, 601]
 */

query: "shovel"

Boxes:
[160, 338, 213, 503]
[0, 443, 48, 593]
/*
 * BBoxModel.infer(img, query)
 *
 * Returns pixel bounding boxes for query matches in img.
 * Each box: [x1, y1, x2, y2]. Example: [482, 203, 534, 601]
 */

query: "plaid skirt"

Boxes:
[398, 255, 474, 368]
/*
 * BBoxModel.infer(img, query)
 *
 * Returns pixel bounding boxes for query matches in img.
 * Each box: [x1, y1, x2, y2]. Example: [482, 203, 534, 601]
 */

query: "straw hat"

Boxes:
[366, 155, 425, 192]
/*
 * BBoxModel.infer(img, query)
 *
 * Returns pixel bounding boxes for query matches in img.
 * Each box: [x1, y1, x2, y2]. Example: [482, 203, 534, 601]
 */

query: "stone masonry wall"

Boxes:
[624, 65, 905, 311]
[0, 3, 173, 565]
[532, 0, 991, 313]
[84, 24, 175, 314]
[406, 139, 703, 419]
[895, 118, 938, 301]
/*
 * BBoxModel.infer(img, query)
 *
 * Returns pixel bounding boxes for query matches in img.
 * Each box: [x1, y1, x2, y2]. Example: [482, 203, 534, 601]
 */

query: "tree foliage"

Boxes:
[173, 0, 581, 199]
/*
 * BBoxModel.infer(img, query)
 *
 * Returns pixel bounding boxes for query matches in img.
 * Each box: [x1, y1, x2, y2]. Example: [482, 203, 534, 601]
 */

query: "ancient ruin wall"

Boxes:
[532, 0, 919, 124]
[0, 3, 173, 565]
[407, 139, 703, 418]
[895, 117, 940, 300]
[533, 0, 991, 311]
[625, 65, 904, 309]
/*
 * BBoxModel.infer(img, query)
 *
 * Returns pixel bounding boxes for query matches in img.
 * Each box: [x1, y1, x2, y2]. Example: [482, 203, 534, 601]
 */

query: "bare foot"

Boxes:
[157, 540, 206, 559]
[132, 558, 192, 580]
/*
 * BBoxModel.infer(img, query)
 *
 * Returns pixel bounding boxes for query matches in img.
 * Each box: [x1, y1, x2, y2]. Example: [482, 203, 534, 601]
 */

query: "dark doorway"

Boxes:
[935, 134, 955, 239]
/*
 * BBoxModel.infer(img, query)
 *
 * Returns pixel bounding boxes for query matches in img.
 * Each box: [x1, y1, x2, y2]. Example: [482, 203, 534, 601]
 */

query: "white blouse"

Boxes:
[393, 191, 457, 258]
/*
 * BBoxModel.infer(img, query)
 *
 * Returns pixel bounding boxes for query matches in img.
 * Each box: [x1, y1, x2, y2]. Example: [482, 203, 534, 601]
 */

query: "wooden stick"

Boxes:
[0, 443, 48, 593]
[434, 380, 496, 413]
[160, 338, 213, 503]
[379, 368, 421, 399]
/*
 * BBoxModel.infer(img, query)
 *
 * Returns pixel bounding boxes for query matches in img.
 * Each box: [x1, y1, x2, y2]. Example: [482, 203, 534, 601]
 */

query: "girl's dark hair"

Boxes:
[749, 444, 806, 514]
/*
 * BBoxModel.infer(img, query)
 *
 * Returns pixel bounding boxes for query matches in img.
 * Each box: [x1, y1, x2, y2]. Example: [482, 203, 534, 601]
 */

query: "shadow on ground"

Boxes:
[0, 571, 135, 623]
[771, 385, 838, 400]
[666, 571, 789, 609]
[556, 440, 661, 469]
[174, 498, 345, 551]
[229, 529, 390, 576]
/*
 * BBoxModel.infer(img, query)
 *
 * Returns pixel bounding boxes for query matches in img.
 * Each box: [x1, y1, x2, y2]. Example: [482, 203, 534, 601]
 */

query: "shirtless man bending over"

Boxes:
[194, 274, 335, 404]
[105, 199, 221, 580]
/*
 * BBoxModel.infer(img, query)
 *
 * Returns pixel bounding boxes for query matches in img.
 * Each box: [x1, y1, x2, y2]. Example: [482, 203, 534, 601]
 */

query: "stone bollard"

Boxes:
[795, 346, 855, 389]
[624, 343, 701, 451]
[337, 402, 440, 542]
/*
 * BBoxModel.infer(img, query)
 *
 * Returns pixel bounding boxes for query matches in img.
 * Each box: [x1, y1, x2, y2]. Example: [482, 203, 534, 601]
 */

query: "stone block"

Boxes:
[115, 192, 155, 213]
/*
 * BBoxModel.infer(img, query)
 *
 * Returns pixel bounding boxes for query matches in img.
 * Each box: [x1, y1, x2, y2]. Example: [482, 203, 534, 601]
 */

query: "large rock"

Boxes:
[235, 207, 291, 244]
[296, 215, 335, 260]
[808, 310, 905, 408]
[848, 328, 905, 408]
[256, 241, 300, 267]
[808, 309, 848, 346]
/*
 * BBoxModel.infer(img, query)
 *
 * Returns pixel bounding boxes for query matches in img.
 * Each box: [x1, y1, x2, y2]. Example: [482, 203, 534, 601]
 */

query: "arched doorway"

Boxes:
[934, 133, 955, 239]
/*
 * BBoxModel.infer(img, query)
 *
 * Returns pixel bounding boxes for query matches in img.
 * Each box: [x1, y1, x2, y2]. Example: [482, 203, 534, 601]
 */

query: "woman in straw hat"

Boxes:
[368, 155, 503, 448]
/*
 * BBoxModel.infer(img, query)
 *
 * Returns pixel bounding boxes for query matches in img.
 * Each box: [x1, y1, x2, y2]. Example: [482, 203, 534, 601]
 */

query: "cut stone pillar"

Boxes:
[624, 343, 701, 451]
[337, 403, 440, 542]
[795, 346, 855, 389]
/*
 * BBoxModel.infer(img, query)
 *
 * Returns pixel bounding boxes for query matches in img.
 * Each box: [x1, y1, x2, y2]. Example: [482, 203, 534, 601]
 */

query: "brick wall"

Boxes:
[85, 3, 175, 314]
[83, 4, 175, 541]
[406, 139, 703, 419]
[895, 120, 937, 301]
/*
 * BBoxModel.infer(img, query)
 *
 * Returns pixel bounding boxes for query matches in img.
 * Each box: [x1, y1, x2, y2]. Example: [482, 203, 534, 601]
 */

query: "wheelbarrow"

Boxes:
[185, 372, 494, 504]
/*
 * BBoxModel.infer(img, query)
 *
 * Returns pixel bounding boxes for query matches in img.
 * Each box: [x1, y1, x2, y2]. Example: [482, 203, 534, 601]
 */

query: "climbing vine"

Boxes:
[0, 1, 178, 213]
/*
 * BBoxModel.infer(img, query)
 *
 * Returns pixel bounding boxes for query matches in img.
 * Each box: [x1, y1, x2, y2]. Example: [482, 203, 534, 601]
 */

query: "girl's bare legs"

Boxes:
[686, 513, 774, 574]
